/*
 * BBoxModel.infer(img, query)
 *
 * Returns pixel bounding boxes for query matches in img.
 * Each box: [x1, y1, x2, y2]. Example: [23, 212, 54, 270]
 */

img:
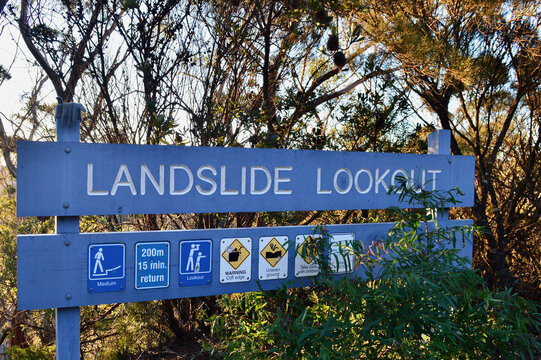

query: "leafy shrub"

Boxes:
[208, 184, 541, 359]
[6, 346, 55, 360]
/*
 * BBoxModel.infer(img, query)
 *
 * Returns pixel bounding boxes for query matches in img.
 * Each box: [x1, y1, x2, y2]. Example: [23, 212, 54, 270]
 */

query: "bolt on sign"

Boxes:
[259, 236, 288, 280]
[220, 238, 251, 283]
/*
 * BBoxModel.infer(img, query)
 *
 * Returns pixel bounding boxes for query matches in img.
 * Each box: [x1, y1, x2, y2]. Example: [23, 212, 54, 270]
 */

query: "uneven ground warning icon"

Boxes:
[260, 237, 286, 267]
[259, 236, 288, 280]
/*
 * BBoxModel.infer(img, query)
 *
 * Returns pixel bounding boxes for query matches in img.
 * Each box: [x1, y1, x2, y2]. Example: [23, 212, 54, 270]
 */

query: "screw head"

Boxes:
[63, 202, 70, 209]
[64, 147, 71, 153]
[65, 293, 72, 300]
[64, 240, 71, 246]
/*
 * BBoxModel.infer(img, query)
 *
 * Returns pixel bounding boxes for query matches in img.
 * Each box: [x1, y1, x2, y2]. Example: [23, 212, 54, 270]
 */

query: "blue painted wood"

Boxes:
[17, 221, 472, 310]
[16, 125, 475, 357]
[55, 103, 82, 360]
[428, 130, 451, 220]
[17, 141, 475, 217]
[55, 307, 80, 360]
[428, 129, 451, 156]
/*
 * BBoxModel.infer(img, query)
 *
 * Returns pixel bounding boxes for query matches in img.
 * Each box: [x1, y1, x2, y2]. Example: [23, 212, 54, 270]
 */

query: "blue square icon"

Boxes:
[179, 240, 212, 286]
[135, 242, 170, 289]
[88, 243, 125, 293]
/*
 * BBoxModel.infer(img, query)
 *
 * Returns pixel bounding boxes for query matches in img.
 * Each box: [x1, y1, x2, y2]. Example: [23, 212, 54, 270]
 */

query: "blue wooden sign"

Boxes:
[17, 221, 472, 310]
[16, 114, 476, 360]
[179, 240, 212, 286]
[87, 243, 125, 293]
[16, 141, 475, 217]
[135, 242, 170, 289]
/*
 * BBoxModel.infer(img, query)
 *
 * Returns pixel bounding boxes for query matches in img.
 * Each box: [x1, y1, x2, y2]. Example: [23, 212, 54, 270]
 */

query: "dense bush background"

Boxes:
[0, 0, 539, 358]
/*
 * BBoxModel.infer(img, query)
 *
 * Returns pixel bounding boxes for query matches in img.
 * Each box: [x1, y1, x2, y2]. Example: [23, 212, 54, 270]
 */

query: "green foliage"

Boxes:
[206, 292, 277, 358]
[82, 302, 169, 359]
[6, 346, 55, 360]
[332, 76, 412, 153]
[207, 185, 541, 359]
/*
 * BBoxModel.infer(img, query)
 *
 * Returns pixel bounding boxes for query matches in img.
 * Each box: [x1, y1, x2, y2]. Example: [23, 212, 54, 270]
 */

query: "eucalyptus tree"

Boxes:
[349, 0, 541, 295]
[0, 0, 119, 179]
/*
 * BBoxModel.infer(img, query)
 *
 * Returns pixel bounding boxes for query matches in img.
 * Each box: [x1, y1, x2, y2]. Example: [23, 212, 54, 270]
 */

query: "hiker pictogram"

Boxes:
[93, 248, 105, 274]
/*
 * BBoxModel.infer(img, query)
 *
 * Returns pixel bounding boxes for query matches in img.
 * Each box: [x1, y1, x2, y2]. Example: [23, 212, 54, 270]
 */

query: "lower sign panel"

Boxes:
[17, 221, 473, 310]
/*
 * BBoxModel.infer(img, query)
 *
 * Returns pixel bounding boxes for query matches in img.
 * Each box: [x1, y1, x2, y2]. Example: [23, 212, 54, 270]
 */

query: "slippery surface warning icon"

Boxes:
[220, 238, 251, 283]
[259, 236, 288, 280]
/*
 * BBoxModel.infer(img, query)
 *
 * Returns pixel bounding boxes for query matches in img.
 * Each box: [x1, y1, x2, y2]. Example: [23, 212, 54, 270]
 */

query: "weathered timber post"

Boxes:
[428, 129, 451, 220]
[54, 100, 85, 359]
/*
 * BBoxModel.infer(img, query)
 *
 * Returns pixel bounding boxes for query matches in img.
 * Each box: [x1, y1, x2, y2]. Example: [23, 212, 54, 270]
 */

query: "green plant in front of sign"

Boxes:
[207, 183, 541, 359]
